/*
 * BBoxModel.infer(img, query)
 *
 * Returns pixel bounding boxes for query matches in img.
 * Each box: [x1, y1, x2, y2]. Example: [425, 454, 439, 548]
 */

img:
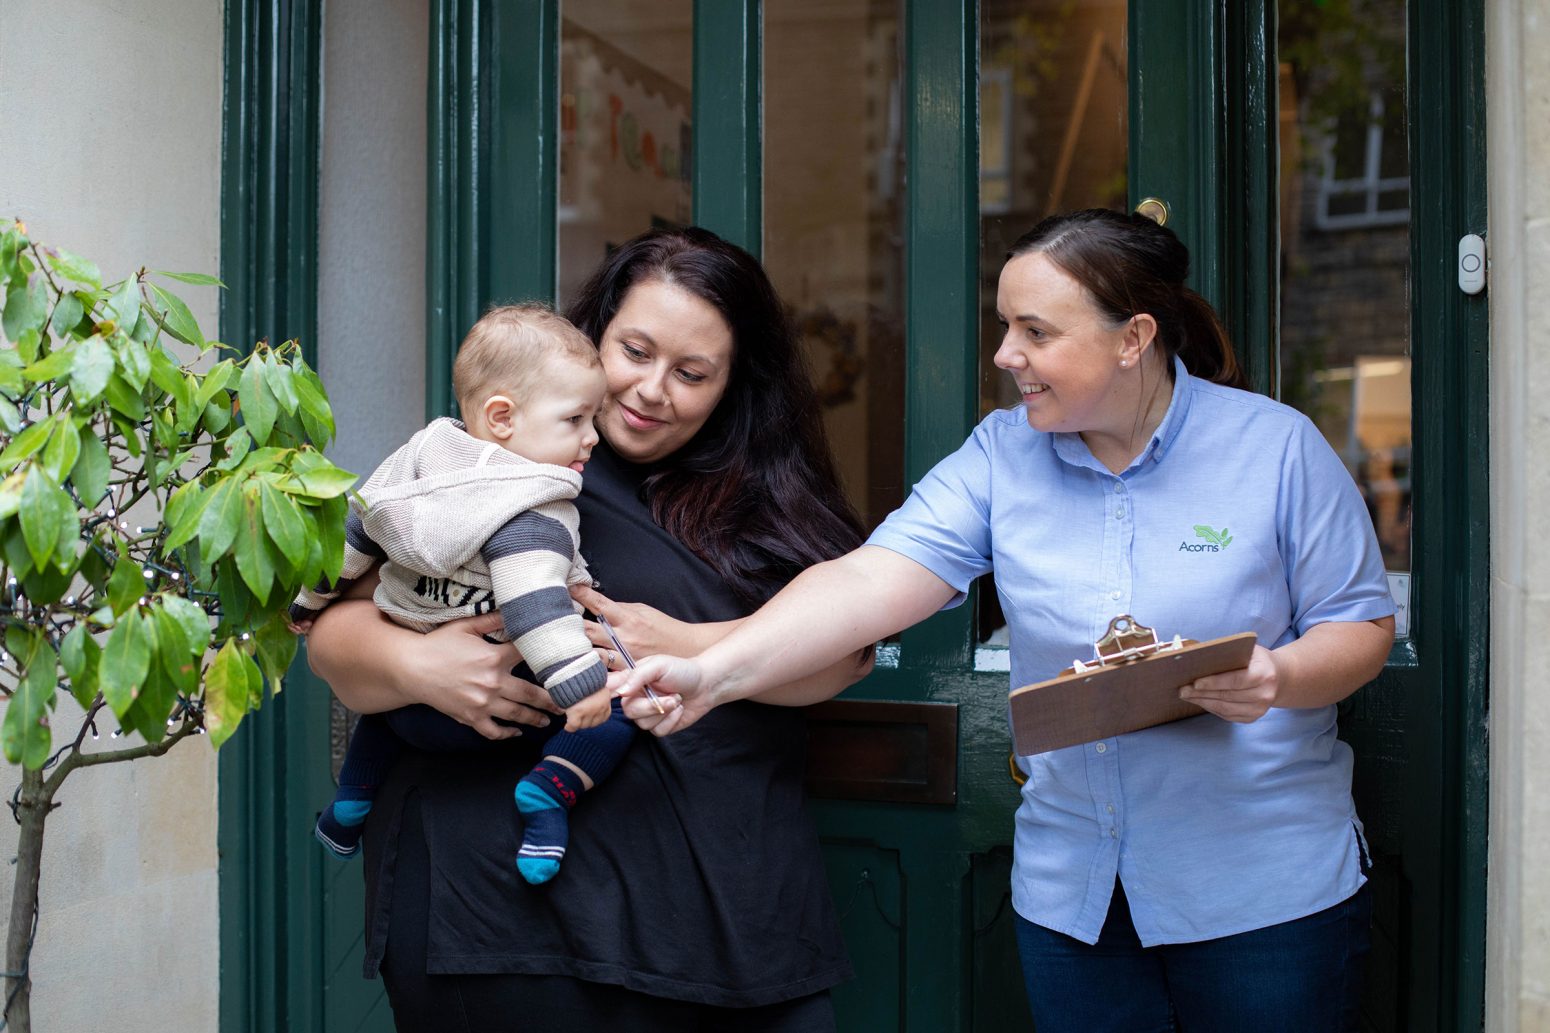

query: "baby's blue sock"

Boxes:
[315, 794, 371, 859]
[515, 762, 585, 885]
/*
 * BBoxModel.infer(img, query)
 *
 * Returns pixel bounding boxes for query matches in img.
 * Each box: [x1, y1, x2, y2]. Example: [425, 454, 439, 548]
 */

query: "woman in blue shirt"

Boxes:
[618, 209, 1396, 1032]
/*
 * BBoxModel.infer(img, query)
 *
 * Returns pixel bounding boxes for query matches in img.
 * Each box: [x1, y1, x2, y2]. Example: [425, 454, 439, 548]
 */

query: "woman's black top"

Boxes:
[360, 440, 853, 1007]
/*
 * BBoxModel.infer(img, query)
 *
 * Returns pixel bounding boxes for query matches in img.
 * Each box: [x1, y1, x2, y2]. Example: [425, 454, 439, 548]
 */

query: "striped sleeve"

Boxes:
[482, 512, 606, 708]
[289, 509, 386, 623]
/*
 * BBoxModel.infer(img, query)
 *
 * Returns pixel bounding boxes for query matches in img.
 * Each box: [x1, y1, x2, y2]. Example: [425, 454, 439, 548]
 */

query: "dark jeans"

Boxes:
[1014, 879, 1372, 1033]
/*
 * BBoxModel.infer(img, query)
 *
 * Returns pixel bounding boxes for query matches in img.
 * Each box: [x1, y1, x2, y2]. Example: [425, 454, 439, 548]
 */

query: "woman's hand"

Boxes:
[410, 613, 562, 739]
[570, 584, 713, 660]
[610, 658, 697, 736]
[1179, 645, 1280, 723]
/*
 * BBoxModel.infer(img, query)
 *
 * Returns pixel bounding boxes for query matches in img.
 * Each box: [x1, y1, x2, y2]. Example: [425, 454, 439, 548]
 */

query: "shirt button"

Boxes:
[1095, 742, 1108, 754]
[1116, 507, 1126, 519]
[1113, 482, 1124, 493]
[1109, 827, 1119, 838]
[1106, 804, 1115, 814]
[1110, 589, 1122, 600]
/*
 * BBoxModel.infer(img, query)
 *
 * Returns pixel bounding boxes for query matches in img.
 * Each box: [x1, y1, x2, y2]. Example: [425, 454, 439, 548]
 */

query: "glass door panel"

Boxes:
[763, 0, 906, 532]
[1278, 0, 1411, 628]
[975, 0, 1129, 645]
[557, 1, 694, 308]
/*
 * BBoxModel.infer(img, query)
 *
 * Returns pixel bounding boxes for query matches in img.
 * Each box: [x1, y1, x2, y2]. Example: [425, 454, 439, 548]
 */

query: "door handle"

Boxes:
[1135, 197, 1171, 226]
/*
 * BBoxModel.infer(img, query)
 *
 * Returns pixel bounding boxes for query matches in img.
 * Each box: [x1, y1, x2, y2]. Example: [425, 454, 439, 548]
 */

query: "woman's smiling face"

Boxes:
[596, 278, 735, 464]
[993, 250, 1138, 438]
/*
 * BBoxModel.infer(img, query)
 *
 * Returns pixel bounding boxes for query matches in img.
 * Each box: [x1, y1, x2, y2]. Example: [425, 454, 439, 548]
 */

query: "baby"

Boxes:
[291, 304, 628, 885]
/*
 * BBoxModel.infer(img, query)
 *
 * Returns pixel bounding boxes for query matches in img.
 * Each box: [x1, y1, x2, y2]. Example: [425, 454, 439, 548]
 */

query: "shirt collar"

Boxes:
[1050, 355, 1196, 475]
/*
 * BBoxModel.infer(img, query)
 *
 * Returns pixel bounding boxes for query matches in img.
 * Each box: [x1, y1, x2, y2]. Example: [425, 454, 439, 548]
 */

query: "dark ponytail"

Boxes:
[1007, 209, 1246, 389]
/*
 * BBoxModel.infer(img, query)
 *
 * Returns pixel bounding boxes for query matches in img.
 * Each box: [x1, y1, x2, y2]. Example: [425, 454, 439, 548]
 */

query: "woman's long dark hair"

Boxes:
[566, 227, 864, 604]
[1008, 209, 1247, 389]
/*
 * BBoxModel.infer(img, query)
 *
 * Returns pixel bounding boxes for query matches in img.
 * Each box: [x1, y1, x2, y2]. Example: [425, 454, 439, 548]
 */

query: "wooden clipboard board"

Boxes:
[1009, 616, 1257, 757]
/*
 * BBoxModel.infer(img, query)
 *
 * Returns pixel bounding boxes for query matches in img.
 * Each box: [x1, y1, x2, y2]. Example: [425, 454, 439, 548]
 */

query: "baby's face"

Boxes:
[502, 357, 608, 473]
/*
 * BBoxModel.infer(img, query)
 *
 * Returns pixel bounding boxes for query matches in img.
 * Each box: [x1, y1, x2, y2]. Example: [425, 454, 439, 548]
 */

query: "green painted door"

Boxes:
[219, 1, 1486, 1030]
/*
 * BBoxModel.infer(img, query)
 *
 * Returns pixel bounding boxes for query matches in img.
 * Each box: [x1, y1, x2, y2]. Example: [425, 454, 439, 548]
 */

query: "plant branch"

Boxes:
[41, 719, 199, 797]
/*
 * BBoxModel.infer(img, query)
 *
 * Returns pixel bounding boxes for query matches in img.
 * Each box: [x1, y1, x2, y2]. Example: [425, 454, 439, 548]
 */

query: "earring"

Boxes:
[1120, 360, 1129, 368]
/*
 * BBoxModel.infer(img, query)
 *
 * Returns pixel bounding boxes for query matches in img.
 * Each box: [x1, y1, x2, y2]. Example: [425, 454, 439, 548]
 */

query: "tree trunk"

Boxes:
[5, 765, 49, 1033]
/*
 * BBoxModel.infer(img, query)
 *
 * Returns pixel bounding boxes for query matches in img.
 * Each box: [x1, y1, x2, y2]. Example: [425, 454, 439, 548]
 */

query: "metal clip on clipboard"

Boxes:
[1069, 615, 1187, 674]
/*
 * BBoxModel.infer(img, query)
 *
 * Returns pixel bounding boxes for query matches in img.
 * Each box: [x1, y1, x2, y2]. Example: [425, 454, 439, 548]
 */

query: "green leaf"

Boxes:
[23, 562, 72, 605]
[195, 360, 236, 408]
[257, 481, 306, 566]
[203, 638, 251, 748]
[162, 480, 206, 549]
[233, 484, 274, 602]
[2, 520, 33, 577]
[285, 450, 356, 500]
[100, 609, 152, 719]
[104, 372, 147, 421]
[44, 248, 102, 290]
[21, 344, 77, 383]
[146, 283, 204, 347]
[0, 469, 21, 521]
[68, 334, 115, 403]
[317, 493, 348, 584]
[70, 431, 111, 507]
[0, 396, 18, 435]
[237, 357, 277, 442]
[214, 427, 252, 472]
[151, 604, 200, 692]
[0, 348, 24, 394]
[40, 414, 80, 484]
[153, 270, 225, 288]
[60, 623, 102, 709]
[197, 477, 245, 562]
[14, 328, 41, 364]
[202, 397, 231, 434]
[121, 665, 174, 744]
[252, 617, 298, 692]
[105, 278, 140, 330]
[2, 277, 47, 340]
[173, 373, 202, 434]
[19, 466, 66, 569]
[107, 544, 147, 617]
[161, 595, 212, 657]
[0, 417, 56, 471]
[113, 336, 151, 391]
[49, 292, 84, 337]
[264, 354, 300, 414]
[2, 643, 56, 769]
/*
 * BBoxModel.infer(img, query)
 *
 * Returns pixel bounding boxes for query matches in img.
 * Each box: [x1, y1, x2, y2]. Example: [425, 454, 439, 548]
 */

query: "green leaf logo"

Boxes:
[1193, 525, 1232, 549]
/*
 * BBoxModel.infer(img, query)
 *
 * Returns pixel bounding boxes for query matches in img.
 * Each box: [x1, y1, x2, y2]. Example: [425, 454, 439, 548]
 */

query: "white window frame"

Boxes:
[1315, 91, 1409, 230]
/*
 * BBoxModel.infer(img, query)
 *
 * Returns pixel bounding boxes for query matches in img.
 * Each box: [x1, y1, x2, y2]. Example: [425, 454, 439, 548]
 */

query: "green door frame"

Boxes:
[218, 0, 1488, 1029]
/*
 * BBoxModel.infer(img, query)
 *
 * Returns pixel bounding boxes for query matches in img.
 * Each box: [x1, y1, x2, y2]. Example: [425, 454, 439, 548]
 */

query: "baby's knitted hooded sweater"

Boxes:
[291, 418, 605, 708]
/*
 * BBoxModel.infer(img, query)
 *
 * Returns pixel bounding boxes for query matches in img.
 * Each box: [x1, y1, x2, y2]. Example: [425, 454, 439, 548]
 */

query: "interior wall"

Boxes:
[0, 2, 224, 1030]
[318, 0, 430, 480]
[1486, 0, 1550, 1030]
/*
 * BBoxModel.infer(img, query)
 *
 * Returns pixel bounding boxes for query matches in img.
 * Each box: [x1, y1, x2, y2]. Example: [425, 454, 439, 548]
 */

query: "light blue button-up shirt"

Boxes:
[867, 358, 1394, 946]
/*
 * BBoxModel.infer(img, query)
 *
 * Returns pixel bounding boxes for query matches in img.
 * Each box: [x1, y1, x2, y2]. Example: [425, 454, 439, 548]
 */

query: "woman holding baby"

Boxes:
[305, 226, 868, 1031]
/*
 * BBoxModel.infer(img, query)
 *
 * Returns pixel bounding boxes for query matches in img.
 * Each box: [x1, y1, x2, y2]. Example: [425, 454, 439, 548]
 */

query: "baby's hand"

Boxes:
[564, 688, 611, 730]
[287, 618, 314, 636]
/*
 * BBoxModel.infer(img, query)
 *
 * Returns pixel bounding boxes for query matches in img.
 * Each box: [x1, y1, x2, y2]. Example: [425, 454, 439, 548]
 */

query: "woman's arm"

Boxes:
[307, 570, 560, 740]
[1179, 616, 1396, 722]
[615, 546, 957, 734]
[570, 584, 874, 708]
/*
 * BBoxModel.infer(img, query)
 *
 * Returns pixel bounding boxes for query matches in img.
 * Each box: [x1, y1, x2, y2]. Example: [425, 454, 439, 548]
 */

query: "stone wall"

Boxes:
[0, 1, 224, 1030]
[1487, 0, 1550, 1030]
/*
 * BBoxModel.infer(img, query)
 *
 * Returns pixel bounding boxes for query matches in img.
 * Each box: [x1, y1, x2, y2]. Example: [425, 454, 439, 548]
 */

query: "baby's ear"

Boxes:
[481, 394, 516, 438]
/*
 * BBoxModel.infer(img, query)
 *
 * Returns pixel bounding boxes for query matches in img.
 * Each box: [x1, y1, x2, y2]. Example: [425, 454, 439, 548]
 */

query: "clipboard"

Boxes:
[1009, 615, 1257, 757]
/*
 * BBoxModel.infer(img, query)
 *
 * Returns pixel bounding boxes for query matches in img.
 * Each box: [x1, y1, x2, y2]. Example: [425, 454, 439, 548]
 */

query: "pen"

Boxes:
[596, 613, 666, 715]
